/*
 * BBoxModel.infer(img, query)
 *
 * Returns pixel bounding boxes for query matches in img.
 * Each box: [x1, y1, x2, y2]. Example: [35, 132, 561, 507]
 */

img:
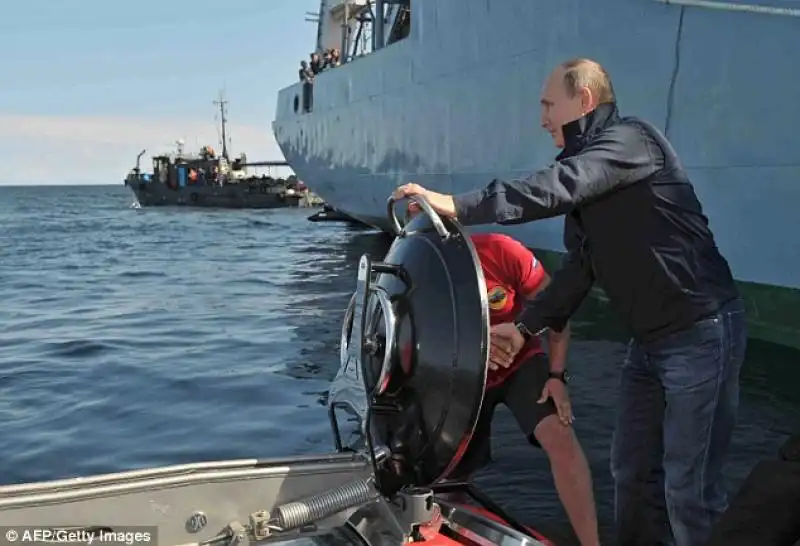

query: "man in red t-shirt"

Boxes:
[449, 232, 600, 546]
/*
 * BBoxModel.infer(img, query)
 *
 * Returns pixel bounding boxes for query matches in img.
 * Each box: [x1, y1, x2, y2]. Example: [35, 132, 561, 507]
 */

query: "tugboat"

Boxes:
[124, 94, 312, 209]
[0, 196, 555, 545]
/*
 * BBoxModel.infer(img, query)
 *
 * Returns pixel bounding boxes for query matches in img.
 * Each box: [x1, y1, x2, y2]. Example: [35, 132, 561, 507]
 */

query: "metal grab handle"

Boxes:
[369, 286, 396, 397]
[387, 194, 450, 238]
[339, 287, 396, 397]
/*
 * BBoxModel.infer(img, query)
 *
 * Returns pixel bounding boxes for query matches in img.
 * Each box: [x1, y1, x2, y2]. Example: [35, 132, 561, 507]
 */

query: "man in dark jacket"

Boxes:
[392, 58, 747, 546]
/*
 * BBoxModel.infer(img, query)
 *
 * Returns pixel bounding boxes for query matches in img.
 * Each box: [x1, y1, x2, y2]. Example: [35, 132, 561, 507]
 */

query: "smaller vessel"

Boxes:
[124, 94, 313, 209]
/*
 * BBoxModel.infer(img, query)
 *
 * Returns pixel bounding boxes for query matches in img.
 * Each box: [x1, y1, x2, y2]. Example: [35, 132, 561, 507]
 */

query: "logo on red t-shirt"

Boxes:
[487, 286, 508, 311]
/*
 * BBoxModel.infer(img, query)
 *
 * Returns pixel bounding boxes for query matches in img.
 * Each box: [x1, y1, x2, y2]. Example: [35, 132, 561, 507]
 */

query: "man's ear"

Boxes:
[579, 86, 595, 113]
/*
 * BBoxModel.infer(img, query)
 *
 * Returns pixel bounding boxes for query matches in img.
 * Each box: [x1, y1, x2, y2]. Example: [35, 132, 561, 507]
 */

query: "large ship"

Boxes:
[272, 0, 800, 349]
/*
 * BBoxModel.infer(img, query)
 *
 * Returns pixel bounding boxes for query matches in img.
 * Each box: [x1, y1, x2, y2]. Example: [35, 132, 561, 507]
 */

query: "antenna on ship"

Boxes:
[305, 1, 323, 52]
[213, 90, 230, 161]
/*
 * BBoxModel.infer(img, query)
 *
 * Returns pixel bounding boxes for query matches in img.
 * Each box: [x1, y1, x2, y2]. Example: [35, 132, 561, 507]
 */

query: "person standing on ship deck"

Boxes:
[392, 58, 746, 546]
[445, 231, 601, 546]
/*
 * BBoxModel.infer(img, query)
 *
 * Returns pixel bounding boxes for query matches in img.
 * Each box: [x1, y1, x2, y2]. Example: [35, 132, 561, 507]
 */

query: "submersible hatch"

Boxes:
[330, 193, 490, 493]
[320, 194, 543, 542]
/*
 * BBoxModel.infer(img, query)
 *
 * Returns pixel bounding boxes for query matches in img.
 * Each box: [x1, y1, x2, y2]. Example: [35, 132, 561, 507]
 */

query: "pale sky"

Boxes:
[0, 0, 319, 185]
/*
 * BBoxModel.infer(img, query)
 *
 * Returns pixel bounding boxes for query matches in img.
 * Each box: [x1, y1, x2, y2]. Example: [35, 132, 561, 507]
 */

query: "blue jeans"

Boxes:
[611, 298, 747, 546]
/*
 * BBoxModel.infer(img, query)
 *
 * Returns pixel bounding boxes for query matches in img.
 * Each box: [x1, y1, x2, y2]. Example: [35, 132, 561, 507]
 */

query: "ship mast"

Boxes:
[213, 91, 229, 160]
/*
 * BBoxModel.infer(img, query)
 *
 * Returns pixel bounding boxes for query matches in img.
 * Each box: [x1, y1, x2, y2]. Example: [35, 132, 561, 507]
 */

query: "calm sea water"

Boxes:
[0, 184, 797, 544]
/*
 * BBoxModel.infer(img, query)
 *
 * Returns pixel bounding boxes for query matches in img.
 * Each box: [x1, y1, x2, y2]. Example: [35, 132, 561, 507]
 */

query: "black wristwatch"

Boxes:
[548, 370, 570, 384]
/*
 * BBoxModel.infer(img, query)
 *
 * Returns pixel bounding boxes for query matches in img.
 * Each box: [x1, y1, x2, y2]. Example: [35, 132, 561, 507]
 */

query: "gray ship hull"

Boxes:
[272, 0, 800, 348]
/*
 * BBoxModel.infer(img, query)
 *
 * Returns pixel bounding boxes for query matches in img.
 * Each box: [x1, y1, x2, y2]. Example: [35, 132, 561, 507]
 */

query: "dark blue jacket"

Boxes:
[453, 103, 739, 342]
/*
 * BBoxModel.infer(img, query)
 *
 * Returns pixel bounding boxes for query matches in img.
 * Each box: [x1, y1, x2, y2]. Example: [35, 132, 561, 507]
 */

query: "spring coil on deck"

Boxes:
[273, 478, 377, 531]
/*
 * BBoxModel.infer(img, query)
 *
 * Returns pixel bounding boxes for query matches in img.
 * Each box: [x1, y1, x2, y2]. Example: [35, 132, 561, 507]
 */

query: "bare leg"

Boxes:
[535, 415, 601, 546]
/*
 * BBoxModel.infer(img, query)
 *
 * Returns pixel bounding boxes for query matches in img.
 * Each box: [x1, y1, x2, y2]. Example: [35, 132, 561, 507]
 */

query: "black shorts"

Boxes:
[448, 353, 556, 480]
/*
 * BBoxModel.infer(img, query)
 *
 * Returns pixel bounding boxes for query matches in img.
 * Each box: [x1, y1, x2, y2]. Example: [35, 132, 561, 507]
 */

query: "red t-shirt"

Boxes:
[471, 233, 547, 389]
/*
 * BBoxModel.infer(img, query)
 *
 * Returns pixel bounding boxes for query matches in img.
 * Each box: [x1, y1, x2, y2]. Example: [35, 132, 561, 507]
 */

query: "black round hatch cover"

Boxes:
[329, 196, 490, 495]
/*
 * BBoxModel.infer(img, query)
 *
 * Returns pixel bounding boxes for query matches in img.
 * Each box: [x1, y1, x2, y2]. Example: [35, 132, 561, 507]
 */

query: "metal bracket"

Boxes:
[249, 511, 271, 540]
[397, 486, 436, 538]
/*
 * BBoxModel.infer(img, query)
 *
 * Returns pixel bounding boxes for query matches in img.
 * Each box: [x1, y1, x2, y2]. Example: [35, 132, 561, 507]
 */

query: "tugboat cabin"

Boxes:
[150, 145, 233, 190]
